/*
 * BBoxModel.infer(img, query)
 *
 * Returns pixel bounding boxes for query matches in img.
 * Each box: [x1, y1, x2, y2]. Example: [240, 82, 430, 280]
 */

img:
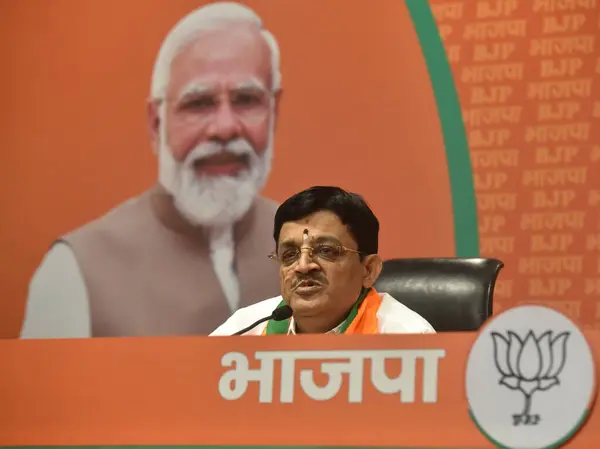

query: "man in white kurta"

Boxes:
[210, 186, 436, 337]
[210, 290, 435, 335]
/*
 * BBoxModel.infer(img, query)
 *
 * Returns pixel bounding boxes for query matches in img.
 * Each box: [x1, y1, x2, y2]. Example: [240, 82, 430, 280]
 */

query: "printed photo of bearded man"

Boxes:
[20, 2, 283, 339]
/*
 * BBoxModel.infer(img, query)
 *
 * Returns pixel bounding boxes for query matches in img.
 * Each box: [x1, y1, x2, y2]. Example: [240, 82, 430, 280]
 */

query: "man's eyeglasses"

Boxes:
[268, 243, 362, 267]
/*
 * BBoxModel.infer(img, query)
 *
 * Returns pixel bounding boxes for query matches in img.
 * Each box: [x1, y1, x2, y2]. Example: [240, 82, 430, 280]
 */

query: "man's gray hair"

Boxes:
[150, 1, 281, 100]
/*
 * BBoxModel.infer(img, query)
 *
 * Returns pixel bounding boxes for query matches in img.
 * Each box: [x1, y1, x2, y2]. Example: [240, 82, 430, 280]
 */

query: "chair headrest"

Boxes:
[373, 258, 504, 331]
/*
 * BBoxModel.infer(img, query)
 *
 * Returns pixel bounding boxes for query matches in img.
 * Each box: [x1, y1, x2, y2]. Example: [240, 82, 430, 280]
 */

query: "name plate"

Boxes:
[1, 331, 599, 448]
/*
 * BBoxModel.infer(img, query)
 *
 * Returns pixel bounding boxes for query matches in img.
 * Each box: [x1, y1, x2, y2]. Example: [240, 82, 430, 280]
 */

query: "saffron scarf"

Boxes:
[263, 287, 383, 335]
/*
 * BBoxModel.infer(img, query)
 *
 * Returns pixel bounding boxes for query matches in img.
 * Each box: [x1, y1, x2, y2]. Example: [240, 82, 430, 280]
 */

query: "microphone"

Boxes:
[231, 305, 293, 336]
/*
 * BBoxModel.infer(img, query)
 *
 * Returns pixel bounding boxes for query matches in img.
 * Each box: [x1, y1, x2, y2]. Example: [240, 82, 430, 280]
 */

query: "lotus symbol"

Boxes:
[491, 330, 570, 426]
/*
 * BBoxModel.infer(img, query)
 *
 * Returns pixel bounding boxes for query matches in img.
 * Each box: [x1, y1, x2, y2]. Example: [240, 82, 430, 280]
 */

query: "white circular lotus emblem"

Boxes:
[466, 305, 596, 449]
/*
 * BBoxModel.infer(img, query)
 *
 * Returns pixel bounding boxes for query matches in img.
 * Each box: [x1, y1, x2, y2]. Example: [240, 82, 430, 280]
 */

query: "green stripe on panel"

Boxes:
[405, 0, 479, 257]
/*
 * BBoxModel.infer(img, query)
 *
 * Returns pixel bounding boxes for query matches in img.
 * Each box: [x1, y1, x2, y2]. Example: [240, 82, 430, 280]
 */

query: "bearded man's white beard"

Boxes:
[157, 127, 273, 229]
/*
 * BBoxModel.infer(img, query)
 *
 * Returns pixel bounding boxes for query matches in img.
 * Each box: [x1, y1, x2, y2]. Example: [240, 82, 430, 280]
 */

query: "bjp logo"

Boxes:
[491, 330, 570, 426]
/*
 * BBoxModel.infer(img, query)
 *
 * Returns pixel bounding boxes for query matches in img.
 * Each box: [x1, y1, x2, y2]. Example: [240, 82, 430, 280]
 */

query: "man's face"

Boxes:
[153, 25, 278, 227]
[277, 211, 372, 326]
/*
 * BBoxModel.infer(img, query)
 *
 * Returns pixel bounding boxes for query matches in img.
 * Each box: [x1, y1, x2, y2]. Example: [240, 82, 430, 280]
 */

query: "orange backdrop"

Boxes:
[428, 0, 600, 329]
[2, 0, 600, 338]
[0, 0, 454, 337]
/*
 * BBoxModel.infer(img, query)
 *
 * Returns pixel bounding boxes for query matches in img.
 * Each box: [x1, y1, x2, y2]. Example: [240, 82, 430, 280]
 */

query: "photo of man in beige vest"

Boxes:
[20, 2, 282, 338]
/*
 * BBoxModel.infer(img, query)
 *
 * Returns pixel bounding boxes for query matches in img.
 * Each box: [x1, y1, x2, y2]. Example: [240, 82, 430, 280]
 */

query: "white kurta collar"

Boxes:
[287, 316, 345, 335]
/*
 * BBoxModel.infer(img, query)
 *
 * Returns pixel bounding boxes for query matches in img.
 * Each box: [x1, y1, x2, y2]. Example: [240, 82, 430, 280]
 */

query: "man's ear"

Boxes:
[147, 99, 161, 155]
[362, 254, 383, 289]
[272, 88, 283, 133]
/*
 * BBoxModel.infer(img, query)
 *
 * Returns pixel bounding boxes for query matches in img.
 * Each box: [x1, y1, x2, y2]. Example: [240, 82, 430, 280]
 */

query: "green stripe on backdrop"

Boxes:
[405, 0, 479, 257]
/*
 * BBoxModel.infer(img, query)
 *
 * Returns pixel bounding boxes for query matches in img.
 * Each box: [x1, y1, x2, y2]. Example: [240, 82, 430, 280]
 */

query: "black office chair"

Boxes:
[373, 257, 504, 331]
